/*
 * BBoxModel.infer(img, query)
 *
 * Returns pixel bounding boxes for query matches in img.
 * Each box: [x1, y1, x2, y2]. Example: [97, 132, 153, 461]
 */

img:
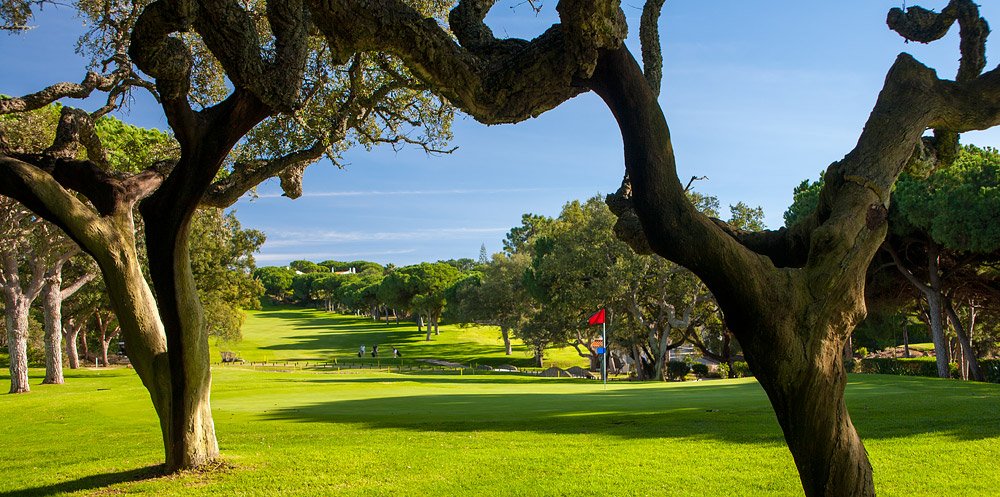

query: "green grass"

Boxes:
[2, 308, 998, 496]
[1, 368, 997, 496]
[226, 305, 587, 369]
[906, 342, 936, 352]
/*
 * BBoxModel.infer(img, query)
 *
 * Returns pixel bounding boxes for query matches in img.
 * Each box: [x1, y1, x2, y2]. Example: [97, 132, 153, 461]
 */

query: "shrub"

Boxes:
[717, 362, 729, 379]
[665, 360, 690, 381]
[980, 359, 1000, 383]
[860, 357, 961, 379]
[691, 363, 709, 376]
[844, 359, 856, 373]
[731, 361, 753, 378]
[855, 346, 868, 358]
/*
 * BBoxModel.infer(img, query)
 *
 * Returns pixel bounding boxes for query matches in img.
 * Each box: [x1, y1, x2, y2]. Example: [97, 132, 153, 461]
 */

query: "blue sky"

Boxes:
[3, 1, 1000, 267]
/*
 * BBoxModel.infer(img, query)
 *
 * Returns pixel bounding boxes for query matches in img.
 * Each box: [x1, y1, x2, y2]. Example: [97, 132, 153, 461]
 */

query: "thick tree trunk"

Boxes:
[631, 345, 646, 381]
[42, 281, 64, 384]
[425, 312, 433, 341]
[924, 244, 952, 378]
[588, 46, 904, 496]
[4, 297, 31, 393]
[137, 90, 270, 472]
[100, 338, 111, 367]
[650, 328, 670, 382]
[79, 325, 89, 360]
[433, 313, 440, 335]
[501, 326, 512, 355]
[63, 318, 82, 370]
[750, 338, 874, 497]
[416, 314, 423, 333]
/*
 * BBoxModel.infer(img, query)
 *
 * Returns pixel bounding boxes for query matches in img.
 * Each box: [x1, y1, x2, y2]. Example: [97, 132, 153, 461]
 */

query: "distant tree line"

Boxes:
[255, 191, 765, 379]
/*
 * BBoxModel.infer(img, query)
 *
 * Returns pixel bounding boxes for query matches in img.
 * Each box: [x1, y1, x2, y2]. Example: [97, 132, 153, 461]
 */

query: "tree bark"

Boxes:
[887, 242, 951, 378]
[42, 258, 93, 384]
[62, 317, 82, 370]
[944, 299, 985, 382]
[500, 325, 512, 355]
[4, 296, 31, 393]
[136, 89, 270, 472]
[590, 46, 885, 496]
[41, 279, 64, 384]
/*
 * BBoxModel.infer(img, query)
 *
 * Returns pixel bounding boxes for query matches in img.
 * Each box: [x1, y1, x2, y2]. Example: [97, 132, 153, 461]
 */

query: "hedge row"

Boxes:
[859, 357, 1000, 383]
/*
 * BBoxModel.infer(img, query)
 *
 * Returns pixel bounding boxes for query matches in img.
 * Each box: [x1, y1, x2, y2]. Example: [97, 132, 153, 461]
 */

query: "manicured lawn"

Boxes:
[906, 342, 936, 352]
[225, 305, 587, 369]
[1, 366, 998, 496]
[2, 308, 998, 496]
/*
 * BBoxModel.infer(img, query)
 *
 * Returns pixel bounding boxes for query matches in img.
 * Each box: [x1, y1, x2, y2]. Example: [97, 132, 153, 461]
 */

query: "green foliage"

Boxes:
[503, 213, 555, 255]
[731, 361, 753, 378]
[291, 272, 327, 302]
[782, 172, 824, 228]
[891, 145, 1000, 252]
[0, 100, 60, 152]
[665, 360, 690, 380]
[0, 103, 178, 171]
[253, 266, 296, 301]
[981, 359, 1000, 383]
[728, 202, 766, 231]
[859, 357, 961, 379]
[289, 260, 325, 274]
[691, 362, 709, 376]
[856, 347, 869, 358]
[92, 116, 178, 172]
[189, 209, 266, 344]
[717, 362, 730, 379]
[439, 258, 478, 272]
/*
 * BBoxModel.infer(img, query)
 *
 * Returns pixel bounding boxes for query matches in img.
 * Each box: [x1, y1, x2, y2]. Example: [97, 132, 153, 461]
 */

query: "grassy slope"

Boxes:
[1, 308, 997, 496]
[226, 305, 587, 369]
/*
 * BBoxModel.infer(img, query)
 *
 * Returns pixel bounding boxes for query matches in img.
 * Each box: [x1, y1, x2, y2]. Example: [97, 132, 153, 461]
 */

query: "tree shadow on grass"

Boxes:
[256, 375, 1000, 444]
[0, 464, 163, 497]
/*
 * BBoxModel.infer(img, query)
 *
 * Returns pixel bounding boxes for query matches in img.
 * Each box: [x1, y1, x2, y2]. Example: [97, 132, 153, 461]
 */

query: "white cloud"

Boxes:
[255, 248, 417, 262]
[255, 187, 555, 198]
[264, 227, 507, 246]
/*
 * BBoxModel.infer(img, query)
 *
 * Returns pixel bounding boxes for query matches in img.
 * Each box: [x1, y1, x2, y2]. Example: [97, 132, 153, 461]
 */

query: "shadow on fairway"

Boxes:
[260, 379, 788, 444]
[259, 375, 1000, 443]
[0, 465, 163, 497]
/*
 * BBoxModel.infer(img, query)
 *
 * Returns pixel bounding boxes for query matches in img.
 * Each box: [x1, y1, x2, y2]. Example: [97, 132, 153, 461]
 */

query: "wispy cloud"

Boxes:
[255, 248, 417, 262]
[264, 227, 507, 246]
[255, 187, 556, 198]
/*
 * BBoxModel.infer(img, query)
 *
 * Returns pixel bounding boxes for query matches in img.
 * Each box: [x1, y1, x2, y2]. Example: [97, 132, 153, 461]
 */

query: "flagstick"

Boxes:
[602, 320, 607, 392]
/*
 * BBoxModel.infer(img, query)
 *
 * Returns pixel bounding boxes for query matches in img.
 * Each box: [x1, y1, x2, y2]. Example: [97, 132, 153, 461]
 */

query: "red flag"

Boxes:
[588, 309, 605, 325]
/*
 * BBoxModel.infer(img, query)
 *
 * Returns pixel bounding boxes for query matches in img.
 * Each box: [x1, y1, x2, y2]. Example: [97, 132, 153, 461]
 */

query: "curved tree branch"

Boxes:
[0, 72, 115, 115]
